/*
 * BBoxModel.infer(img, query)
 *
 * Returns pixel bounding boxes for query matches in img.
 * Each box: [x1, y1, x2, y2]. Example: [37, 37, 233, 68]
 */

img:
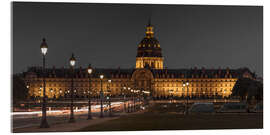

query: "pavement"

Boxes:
[13, 115, 120, 133]
[12, 111, 99, 129]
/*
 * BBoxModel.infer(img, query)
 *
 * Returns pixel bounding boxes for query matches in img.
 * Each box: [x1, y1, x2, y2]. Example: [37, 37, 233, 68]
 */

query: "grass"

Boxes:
[78, 103, 263, 131]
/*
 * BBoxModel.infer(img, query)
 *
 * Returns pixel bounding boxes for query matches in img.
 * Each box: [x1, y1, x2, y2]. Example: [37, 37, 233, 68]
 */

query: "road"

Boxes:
[12, 101, 127, 129]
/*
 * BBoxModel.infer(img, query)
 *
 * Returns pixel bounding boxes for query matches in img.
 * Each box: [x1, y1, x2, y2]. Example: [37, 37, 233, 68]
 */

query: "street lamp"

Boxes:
[69, 53, 76, 123]
[132, 89, 136, 112]
[133, 89, 139, 112]
[183, 81, 189, 115]
[40, 38, 49, 128]
[130, 89, 134, 112]
[107, 79, 112, 117]
[122, 86, 127, 113]
[50, 88, 54, 101]
[87, 64, 93, 119]
[59, 89, 62, 100]
[108, 80, 112, 98]
[26, 83, 30, 100]
[128, 87, 131, 113]
[128, 87, 131, 95]
[100, 74, 104, 118]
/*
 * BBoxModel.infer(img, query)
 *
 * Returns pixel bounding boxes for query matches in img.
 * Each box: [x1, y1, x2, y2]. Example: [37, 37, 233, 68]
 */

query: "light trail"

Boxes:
[12, 101, 124, 116]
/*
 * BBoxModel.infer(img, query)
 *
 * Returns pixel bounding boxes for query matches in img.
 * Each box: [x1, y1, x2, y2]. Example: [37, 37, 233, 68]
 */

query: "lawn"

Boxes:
[78, 103, 263, 131]
[79, 112, 262, 131]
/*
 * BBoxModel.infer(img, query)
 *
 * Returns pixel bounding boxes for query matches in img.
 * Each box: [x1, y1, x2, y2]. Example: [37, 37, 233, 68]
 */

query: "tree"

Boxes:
[232, 78, 263, 102]
[12, 74, 28, 104]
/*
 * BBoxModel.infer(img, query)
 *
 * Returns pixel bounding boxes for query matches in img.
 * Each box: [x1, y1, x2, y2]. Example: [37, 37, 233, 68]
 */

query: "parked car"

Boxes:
[188, 102, 215, 114]
[250, 102, 263, 113]
[217, 102, 247, 113]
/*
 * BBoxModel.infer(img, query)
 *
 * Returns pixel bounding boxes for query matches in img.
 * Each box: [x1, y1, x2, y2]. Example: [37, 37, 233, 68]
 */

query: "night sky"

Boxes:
[12, 2, 263, 77]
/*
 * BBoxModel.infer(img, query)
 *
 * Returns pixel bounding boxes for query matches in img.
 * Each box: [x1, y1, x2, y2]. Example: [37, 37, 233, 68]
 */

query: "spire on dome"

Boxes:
[145, 18, 154, 38]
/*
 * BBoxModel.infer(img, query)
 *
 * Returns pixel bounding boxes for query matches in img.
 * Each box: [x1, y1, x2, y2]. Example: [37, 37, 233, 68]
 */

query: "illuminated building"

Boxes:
[136, 20, 163, 69]
[23, 21, 256, 99]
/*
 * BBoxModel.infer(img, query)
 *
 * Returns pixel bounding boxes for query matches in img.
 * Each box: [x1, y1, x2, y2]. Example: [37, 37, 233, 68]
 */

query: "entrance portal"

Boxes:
[131, 69, 154, 95]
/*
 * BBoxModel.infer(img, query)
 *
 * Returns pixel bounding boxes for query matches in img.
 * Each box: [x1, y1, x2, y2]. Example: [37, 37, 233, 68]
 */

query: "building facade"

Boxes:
[23, 21, 256, 99]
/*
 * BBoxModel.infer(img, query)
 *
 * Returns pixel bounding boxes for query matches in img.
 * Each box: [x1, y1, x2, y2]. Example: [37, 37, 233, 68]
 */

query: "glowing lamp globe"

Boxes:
[40, 38, 48, 55]
[69, 53, 76, 67]
[87, 64, 93, 74]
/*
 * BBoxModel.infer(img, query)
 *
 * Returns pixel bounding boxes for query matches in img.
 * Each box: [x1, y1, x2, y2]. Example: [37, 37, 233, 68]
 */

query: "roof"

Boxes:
[23, 66, 255, 79]
[137, 37, 162, 57]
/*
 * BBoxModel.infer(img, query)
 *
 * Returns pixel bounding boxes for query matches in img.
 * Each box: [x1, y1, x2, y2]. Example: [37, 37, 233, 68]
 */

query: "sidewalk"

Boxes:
[13, 116, 119, 133]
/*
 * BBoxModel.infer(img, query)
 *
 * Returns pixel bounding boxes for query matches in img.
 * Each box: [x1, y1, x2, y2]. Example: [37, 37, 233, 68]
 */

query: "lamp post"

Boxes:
[26, 83, 30, 100]
[100, 74, 104, 118]
[130, 89, 135, 112]
[38, 86, 42, 102]
[183, 81, 189, 115]
[50, 89, 53, 101]
[133, 89, 136, 112]
[87, 64, 93, 119]
[69, 53, 76, 123]
[26, 83, 30, 92]
[123, 86, 126, 113]
[107, 79, 112, 117]
[40, 38, 49, 128]
[128, 87, 131, 112]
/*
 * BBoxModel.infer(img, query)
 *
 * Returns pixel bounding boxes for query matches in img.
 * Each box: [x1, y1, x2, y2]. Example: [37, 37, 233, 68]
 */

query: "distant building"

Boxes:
[23, 21, 256, 99]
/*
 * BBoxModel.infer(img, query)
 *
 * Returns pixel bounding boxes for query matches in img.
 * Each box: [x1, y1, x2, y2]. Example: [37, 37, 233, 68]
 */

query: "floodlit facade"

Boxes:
[23, 21, 255, 99]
